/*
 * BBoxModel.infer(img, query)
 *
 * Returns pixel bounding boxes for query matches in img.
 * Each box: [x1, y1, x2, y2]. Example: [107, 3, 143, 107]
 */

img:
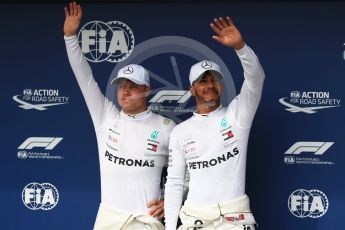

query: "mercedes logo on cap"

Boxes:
[201, 61, 212, 69]
[123, 66, 134, 74]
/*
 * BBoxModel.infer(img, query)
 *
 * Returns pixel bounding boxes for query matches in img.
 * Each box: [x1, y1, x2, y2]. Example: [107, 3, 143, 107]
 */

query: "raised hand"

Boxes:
[64, 2, 83, 37]
[210, 16, 245, 50]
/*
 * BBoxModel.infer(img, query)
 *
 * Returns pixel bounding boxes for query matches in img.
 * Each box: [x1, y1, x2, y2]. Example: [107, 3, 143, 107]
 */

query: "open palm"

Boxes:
[64, 2, 83, 37]
[210, 16, 245, 50]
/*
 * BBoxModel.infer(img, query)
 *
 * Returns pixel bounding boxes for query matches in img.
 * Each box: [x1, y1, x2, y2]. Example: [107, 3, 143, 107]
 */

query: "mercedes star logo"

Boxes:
[201, 61, 212, 69]
[123, 66, 134, 74]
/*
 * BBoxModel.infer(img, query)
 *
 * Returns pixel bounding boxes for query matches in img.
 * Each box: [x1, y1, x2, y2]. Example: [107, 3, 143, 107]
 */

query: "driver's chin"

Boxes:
[203, 94, 219, 102]
[120, 100, 135, 110]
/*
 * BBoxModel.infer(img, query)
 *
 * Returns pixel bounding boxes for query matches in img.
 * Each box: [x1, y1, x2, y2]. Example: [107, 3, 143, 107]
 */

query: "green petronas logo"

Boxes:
[151, 131, 159, 139]
[221, 117, 228, 128]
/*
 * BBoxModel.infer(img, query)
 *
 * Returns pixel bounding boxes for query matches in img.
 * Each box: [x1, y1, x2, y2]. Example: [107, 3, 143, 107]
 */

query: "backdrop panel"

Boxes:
[1, 1, 344, 229]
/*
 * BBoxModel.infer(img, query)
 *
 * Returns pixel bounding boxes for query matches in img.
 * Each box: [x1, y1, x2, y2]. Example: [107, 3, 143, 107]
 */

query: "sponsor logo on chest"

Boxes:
[219, 117, 237, 148]
[146, 131, 160, 153]
[187, 147, 239, 170]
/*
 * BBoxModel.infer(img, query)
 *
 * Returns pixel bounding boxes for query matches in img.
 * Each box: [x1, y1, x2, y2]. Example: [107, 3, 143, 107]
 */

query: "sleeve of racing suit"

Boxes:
[227, 44, 265, 129]
[182, 169, 190, 201]
[165, 129, 186, 230]
[64, 35, 118, 130]
[160, 119, 178, 200]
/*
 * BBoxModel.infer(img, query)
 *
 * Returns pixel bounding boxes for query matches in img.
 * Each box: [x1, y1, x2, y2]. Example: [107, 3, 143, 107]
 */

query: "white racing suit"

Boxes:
[65, 35, 175, 229]
[179, 195, 256, 230]
[94, 204, 165, 230]
[165, 44, 265, 230]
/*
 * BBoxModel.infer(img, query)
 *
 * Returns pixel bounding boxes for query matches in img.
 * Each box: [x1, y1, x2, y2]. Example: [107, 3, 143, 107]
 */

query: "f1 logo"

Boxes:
[285, 142, 334, 155]
[149, 90, 191, 103]
[18, 137, 63, 150]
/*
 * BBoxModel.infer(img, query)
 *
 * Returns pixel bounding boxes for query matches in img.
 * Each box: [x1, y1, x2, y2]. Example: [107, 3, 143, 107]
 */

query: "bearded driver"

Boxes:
[165, 16, 265, 230]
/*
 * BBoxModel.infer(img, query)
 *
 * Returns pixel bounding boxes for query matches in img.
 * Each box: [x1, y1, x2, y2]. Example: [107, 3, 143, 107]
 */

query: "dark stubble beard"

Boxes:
[194, 88, 220, 109]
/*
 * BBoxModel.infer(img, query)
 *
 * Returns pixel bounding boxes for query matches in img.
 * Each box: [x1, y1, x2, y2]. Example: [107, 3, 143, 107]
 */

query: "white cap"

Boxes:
[189, 60, 223, 85]
[111, 64, 150, 86]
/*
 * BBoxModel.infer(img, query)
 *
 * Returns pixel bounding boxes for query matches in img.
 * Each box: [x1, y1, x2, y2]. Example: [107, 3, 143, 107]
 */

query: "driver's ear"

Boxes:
[189, 85, 196, 97]
[145, 86, 151, 96]
[220, 81, 224, 92]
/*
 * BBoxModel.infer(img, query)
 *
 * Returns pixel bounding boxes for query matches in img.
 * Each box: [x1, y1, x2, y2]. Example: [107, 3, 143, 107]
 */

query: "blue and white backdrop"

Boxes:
[1, 1, 344, 229]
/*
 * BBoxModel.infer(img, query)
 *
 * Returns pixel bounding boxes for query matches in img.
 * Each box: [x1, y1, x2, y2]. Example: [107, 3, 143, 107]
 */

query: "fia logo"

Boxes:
[13, 89, 69, 111]
[290, 91, 301, 99]
[288, 189, 329, 218]
[284, 156, 295, 164]
[17, 151, 28, 159]
[23, 89, 33, 98]
[279, 91, 341, 114]
[78, 21, 135, 63]
[22, 182, 59, 210]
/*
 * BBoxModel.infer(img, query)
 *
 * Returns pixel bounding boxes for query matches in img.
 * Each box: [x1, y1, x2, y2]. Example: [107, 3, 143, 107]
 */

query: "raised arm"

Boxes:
[64, 2, 117, 130]
[211, 16, 265, 128]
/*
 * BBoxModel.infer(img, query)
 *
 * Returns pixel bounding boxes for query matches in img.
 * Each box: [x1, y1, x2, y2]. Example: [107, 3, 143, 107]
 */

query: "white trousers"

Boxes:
[178, 195, 256, 230]
[93, 204, 165, 230]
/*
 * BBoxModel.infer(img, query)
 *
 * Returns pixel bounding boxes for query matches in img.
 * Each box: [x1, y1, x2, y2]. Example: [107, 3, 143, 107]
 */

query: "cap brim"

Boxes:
[192, 70, 224, 84]
[111, 76, 147, 86]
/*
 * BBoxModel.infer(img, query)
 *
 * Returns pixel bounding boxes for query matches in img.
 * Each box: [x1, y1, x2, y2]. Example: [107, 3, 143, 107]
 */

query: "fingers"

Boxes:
[226, 16, 234, 26]
[148, 207, 156, 216]
[149, 205, 164, 217]
[152, 207, 164, 217]
[213, 18, 223, 30]
[67, 2, 80, 16]
[69, 2, 73, 15]
[78, 4, 83, 17]
[147, 199, 159, 208]
[210, 17, 232, 35]
[65, 2, 82, 18]
[64, 7, 69, 17]
[148, 200, 164, 217]
[148, 204, 162, 216]
[219, 17, 228, 27]
[212, 35, 224, 44]
[211, 16, 235, 31]
[158, 212, 164, 220]
[210, 23, 221, 34]
[73, 1, 78, 16]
